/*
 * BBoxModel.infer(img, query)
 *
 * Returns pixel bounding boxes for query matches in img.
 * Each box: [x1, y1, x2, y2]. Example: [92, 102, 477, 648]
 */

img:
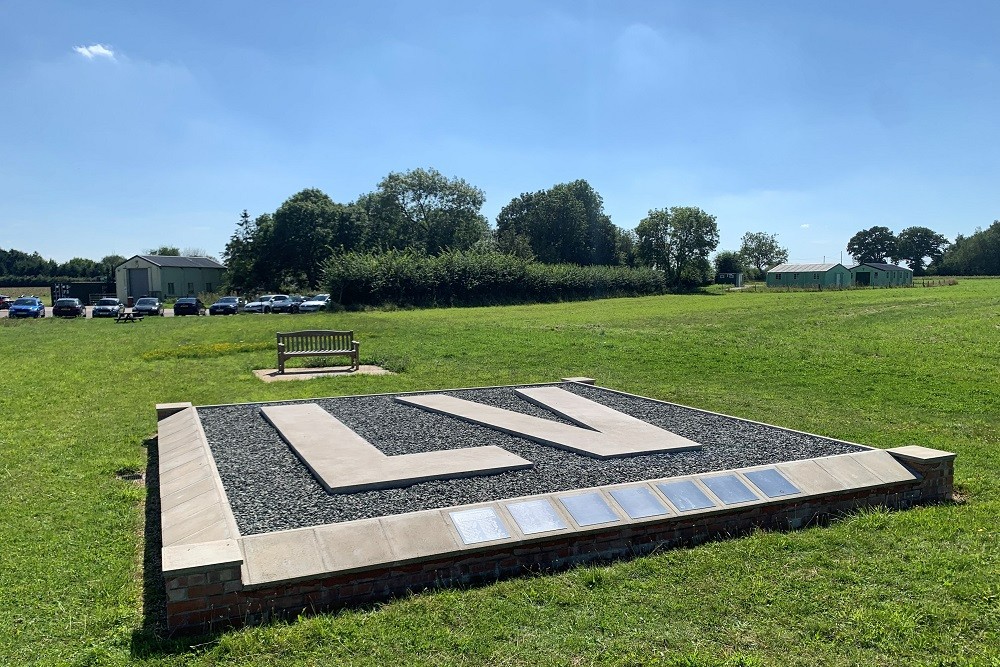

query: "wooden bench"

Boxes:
[277, 330, 359, 373]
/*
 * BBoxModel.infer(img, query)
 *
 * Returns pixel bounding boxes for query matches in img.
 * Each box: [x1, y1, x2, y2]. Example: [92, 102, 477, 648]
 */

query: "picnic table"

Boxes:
[115, 311, 143, 323]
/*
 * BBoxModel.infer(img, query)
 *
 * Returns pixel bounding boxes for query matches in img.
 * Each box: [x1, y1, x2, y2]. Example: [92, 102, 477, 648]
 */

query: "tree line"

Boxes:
[0, 248, 124, 283]
[846, 223, 999, 276]
[223, 167, 727, 296]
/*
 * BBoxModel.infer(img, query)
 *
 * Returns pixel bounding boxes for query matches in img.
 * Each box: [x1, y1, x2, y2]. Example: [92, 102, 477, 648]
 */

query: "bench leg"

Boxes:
[278, 355, 285, 374]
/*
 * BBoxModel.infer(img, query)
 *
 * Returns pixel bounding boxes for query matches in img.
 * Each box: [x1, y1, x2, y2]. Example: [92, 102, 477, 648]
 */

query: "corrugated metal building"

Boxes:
[115, 255, 226, 301]
[765, 263, 851, 288]
[849, 262, 913, 287]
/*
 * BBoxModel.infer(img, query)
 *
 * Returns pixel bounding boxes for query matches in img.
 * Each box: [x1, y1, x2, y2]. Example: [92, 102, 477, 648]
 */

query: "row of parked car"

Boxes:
[3, 293, 333, 318]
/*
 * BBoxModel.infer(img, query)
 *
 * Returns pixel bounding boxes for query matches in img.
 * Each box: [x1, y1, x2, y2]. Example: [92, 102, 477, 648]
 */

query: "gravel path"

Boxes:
[198, 383, 866, 535]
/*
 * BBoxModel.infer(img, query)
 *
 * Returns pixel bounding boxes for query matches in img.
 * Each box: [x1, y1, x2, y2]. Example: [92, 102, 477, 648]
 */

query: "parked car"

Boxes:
[244, 294, 281, 314]
[298, 293, 330, 312]
[270, 295, 304, 313]
[52, 298, 86, 318]
[133, 297, 164, 317]
[208, 296, 243, 315]
[92, 298, 125, 318]
[0, 294, 12, 309]
[9, 296, 46, 318]
[173, 297, 206, 316]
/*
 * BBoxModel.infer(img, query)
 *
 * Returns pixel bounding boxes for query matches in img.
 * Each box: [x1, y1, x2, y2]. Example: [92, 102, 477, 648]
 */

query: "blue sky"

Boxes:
[2, 1, 998, 264]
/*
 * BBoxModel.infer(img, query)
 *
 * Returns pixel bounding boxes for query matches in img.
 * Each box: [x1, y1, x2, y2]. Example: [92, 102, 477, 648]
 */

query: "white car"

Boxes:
[244, 294, 281, 314]
[298, 293, 330, 312]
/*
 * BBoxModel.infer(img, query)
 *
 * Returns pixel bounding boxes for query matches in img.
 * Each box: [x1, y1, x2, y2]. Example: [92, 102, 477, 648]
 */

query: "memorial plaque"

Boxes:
[609, 486, 670, 519]
[701, 474, 758, 505]
[559, 493, 619, 526]
[744, 469, 800, 498]
[449, 507, 511, 544]
[656, 480, 716, 512]
[505, 499, 568, 535]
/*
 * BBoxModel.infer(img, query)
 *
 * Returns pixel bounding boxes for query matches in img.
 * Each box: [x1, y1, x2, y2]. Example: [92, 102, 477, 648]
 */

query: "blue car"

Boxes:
[9, 297, 46, 318]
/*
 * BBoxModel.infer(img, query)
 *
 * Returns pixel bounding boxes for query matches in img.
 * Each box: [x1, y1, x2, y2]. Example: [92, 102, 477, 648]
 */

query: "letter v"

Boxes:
[395, 387, 701, 459]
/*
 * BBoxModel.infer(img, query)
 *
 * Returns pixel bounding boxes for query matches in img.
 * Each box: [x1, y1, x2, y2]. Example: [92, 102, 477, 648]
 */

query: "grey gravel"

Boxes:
[198, 382, 866, 535]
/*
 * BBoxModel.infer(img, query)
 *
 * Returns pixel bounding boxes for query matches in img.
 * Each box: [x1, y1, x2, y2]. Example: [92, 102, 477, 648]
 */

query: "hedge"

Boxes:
[322, 250, 666, 308]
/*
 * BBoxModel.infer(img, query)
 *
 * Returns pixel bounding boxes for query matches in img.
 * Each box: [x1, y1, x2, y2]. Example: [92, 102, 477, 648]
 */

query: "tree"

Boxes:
[56, 257, 100, 278]
[270, 189, 365, 288]
[894, 226, 949, 274]
[496, 180, 619, 265]
[146, 245, 180, 256]
[713, 250, 744, 274]
[847, 226, 897, 264]
[98, 255, 125, 283]
[739, 232, 788, 277]
[934, 221, 1000, 276]
[635, 206, 720, 289]
[361, 168, 488, 255]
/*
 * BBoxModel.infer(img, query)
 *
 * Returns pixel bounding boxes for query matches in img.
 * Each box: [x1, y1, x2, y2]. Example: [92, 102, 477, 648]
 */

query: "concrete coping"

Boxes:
[888, 445, 957, 463]
[162, 539, 243, 576]
[561, 377, 596, 384]
[234, 448, 923, 588]
[157, 402, 194, 421]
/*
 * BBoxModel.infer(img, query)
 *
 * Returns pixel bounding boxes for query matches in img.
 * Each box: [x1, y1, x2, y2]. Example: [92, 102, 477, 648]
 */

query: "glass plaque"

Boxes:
[656, 480, 716, 512]
[559, 493, 619, 526]
[506, 499, 568, 535]
[744, 469, 800, 498]
[609, 486, 670, 519]
[701, 474, 758, 505]
[450, 507, 511, 544]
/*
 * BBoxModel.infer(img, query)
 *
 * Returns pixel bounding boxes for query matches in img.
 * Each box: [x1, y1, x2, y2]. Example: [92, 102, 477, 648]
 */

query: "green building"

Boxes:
[849, 262, 913, 287]
[115, 255, 227, 302]
[765, 263, 851, 289]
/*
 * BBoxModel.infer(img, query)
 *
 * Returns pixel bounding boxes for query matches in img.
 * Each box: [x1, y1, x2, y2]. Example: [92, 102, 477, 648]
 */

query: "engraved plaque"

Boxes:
[559, 493, 619, 526]
[506, 499, 567, 535]
[744, 469, 800, 498]
[656, 480, 716, 512]
[609, 486, 670, 519]
[450, 507, 511, 544]
[701, 474, 758, 505]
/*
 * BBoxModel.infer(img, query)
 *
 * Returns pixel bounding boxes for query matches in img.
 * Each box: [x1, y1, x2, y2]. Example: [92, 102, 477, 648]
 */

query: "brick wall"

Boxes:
[163, 458, 953, 634]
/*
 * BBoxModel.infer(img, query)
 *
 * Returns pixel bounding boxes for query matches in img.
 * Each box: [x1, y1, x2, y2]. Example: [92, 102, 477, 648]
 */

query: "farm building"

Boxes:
[765, 263, 851, 289]
[715, 271, 744, 287]
[115, 255, 226, 302]
[849, 262, 913, 287]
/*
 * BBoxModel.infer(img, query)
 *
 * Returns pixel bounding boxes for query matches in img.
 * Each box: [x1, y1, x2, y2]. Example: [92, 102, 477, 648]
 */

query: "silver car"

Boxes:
[298, 293, 330, 312]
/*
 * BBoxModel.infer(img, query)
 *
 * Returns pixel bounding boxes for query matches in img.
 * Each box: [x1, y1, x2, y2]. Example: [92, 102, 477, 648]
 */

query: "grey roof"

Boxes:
[849, 262, 911, 272]
[125, 255, 226, 269]
[767, 263, 845, 273]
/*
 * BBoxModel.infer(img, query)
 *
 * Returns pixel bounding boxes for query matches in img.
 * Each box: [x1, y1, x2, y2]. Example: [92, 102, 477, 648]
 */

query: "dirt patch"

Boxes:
[253, 365, 393, 382]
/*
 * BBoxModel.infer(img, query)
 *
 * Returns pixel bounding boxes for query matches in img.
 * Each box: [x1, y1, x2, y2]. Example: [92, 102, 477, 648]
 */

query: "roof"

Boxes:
[767, 263, 846, 273]
[849, 262, 911, 272]
[120, 255, 226, 269]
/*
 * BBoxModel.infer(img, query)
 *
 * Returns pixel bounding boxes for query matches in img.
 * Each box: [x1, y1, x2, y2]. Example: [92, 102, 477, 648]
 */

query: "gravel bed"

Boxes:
[198, 383, 866, 535]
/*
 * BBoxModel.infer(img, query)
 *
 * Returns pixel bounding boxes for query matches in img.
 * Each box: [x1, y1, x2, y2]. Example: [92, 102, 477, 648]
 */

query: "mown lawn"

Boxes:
[1, 281, 997, 666]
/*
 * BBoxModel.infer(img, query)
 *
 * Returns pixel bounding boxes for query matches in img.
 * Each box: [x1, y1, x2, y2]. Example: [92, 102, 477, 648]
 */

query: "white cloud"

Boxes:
[800, 223, 810, 228]
[74, 44, 116, 61]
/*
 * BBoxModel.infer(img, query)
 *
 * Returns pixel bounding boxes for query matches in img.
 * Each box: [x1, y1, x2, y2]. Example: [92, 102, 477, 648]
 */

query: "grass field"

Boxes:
[1, 281, 998, 666]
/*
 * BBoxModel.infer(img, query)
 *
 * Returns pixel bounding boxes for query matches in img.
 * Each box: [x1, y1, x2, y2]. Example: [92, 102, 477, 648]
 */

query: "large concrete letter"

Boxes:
[261, 404, 532, 493]
[396, 387, 701, 459]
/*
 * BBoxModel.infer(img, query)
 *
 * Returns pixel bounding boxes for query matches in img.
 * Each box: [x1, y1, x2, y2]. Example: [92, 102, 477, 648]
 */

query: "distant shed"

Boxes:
[765, 263, 851, 289]
[115, 255, 226, 301]
[850, 262, 912, 287]
[715, 272, 744, 287]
